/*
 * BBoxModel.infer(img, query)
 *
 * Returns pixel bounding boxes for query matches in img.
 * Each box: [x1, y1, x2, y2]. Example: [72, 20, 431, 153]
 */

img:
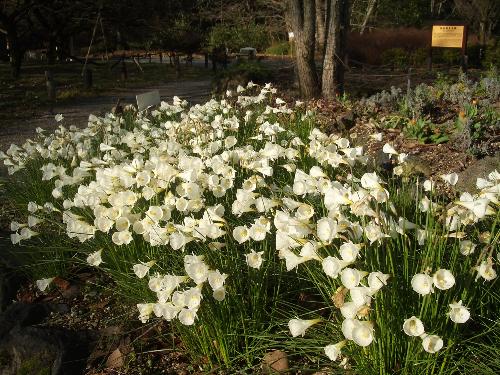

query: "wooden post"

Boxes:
[427, 28, 433, 72]
[204, 52, 209, 68]
[45, 70, 56, 113]
[83, 68, 93, 89]
[212, 48, 217, 72]
[159, 52, 163, 63]
[427, 47, 433, 71]
[461, 25, 468, 72]
[121, 58, 128, 80]
[406, 67, 412, 102]
[174, 54, 181, 78]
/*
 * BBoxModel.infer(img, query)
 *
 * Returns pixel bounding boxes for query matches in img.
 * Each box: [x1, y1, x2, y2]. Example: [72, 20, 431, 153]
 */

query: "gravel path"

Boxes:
[0, 79, 212, 153]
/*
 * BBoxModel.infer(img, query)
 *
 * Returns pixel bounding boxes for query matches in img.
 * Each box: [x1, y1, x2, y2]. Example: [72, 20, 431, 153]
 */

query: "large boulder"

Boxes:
[0, 303, 96, 375]
[456, 155, 500, 193]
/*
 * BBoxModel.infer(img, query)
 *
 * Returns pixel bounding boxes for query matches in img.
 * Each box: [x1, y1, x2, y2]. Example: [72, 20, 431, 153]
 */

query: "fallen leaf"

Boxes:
[106, 348, 124, 369]
[53, 277, 71, 290]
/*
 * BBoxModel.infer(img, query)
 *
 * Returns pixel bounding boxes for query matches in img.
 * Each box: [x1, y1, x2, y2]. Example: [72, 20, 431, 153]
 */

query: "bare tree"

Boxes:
[322, 0, 350, 98]
[359, 0, 376, 34]
[0, 0, 36, 78]
[316, 0, 326, 55]
[288, 0, 350, 98]
[454, 0, 498, 47]
[288, 0, 320, 98]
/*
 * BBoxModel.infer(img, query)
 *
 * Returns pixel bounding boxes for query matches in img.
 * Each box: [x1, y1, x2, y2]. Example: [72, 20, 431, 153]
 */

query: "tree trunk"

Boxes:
[47, 36, 56, 64]
[316, 0, 326, 56]
[479, 20, 486, 47]
[11, 47, 24, 78]
[322, 0, 349, 99]
[289, 0, 320, 98]
[6, 31, 24, 78]
[360, 0, 376, 35]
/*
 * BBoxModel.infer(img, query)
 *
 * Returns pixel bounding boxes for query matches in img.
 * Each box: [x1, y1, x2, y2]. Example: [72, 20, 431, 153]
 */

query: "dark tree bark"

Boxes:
[316, 0, 326, 56]
[288, 0, 320, 98]
[321, 0, 350, 99]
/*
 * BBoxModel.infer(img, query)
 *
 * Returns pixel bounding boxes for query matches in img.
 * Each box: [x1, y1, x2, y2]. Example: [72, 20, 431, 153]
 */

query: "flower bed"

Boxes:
[1, 83, 499, 373]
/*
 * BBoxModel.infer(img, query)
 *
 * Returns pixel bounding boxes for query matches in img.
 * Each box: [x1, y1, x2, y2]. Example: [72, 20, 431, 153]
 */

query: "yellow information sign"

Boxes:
[432, 25, 465, 48]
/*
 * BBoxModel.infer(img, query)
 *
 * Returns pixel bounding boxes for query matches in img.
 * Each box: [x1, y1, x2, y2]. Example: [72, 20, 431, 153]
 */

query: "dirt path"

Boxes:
[0, 79, 212, 153]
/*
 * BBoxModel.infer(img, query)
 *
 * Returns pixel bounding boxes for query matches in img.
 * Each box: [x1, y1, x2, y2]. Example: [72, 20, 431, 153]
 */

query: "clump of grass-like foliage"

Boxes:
[1, 83, 498, 373]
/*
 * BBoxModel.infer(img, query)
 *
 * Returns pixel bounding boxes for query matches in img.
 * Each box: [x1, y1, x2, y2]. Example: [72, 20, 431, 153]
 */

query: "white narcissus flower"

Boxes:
[184, 287, 202, 309]
[115, 217, 130, 232]
[393, 165, 404, 176]
[368, 272, 390, 291]
[340, 301, 361, 319]
[448, 300, 470, 323]
[246, 249, 264, 269]
[421, 334, 443, 353]
[133, 261, 156, 278]
[403, 316, 425, 336]
[212, 287, 226, 301]
[382, 143, 398, 157]
[339, 242, 361, 263]
[341, 268, 361, 289]
[99, 143, 116, 152]
[459, 240, 476, 256]
[86, 249, 103, 266]
[27, 216, 42, 227]
[361, 172, 383, 191]
[137, 303, 154, 323]
[440, 173, 458, 186]
[324, 341, 346, 361]
[455, 197, 491, 219]
[350, 286, 371, 306]
[369, 133, 383, 141]
[423, 179, 434, 192]
[322, 256, 345, 278]
[54, 113, 64, 122]
[178, 308, 197, 325]
[185, 261, 209, 284]
[169, 231, 186, 250]
[317, 217, 338, 243]
[411, 273, 434, 295]
[224, 136, 237, 148]
[249, 223, 267, 241]
[36, 277, 55, 292]
[432, 269, 455, 290]
[208, 270, 227, 290]
[352, 321, 374, 347]
[288, 318, 321, 337]
[233, 226, 250, 244]
[476, 260, 497, 281]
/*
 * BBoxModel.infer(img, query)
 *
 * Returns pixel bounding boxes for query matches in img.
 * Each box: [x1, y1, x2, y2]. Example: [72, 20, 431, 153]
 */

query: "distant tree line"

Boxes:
[0, 0, 497, 79]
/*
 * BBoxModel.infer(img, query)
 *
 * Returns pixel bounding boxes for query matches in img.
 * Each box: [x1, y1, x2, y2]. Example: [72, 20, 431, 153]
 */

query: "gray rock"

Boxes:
[0, 268, 22, 314]
[456, 155, 500, 193]
[262, 350, 289, 374]
[0, 326, 95, 375]
[0, 303, 96, 375]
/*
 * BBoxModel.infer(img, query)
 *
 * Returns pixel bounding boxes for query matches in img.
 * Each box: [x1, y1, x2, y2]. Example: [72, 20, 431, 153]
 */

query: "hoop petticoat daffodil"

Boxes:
[133, 260, 156, 279]
[288, 318, 322, 337]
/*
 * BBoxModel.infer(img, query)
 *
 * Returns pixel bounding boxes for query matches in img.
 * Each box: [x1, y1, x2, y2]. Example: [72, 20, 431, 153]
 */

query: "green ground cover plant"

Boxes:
[358, 69, 499, 153]
[0, 83, 498, 373]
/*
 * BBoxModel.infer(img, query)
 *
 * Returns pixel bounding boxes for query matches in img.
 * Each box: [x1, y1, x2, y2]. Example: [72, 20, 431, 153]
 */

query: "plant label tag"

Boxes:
[136, 90, 161, 111]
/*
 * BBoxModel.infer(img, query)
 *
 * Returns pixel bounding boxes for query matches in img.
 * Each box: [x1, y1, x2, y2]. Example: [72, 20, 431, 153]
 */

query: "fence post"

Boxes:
[83, 68, 93, 89]
[45, 70, 56, 114]
[406, 67, 412, 105]
[121, 58, 128, 80]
